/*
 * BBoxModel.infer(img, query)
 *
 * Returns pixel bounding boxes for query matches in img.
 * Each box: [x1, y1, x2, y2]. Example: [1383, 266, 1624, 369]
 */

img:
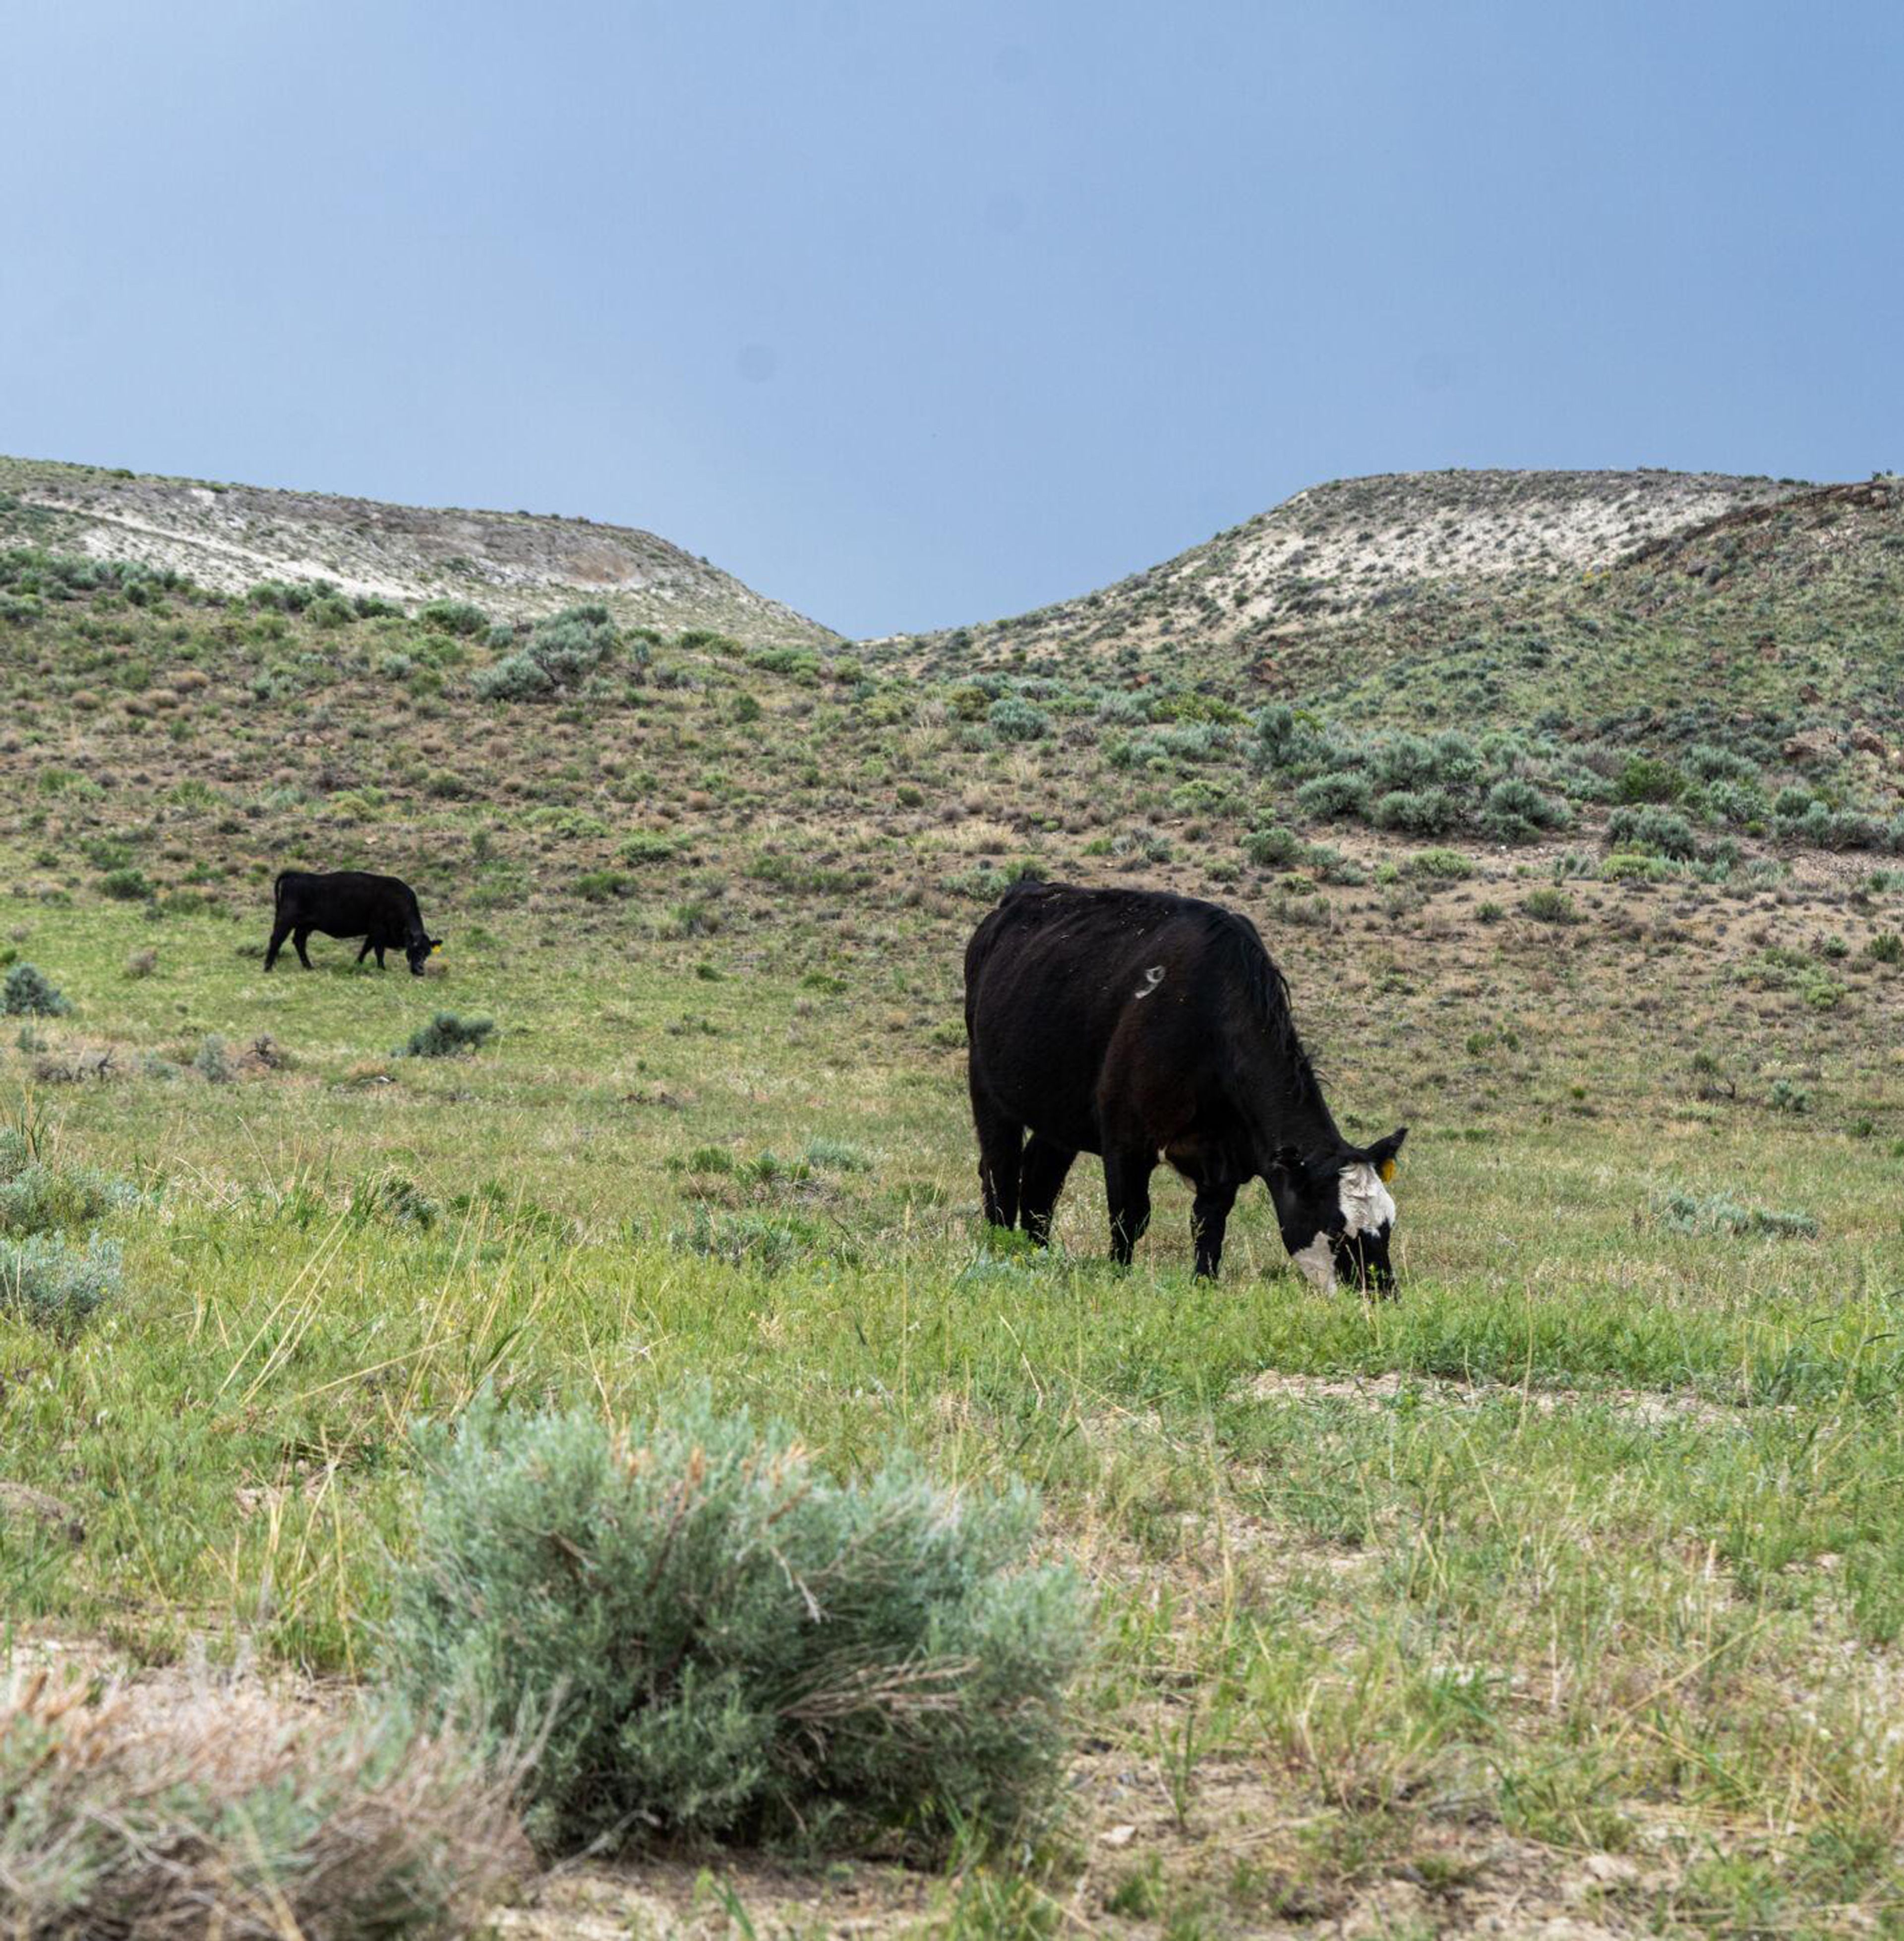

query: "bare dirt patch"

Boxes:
[1244, 1367, 1768, 1429]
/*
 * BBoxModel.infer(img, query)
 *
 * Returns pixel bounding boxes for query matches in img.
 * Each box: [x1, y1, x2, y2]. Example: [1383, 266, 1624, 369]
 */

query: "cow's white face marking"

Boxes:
[1134, 965, 1165, 1000]
[1289, 1164, 1395, 1292]
[1338, 1163, 1396, 1237]
[1291, 1231, 1335, 1294]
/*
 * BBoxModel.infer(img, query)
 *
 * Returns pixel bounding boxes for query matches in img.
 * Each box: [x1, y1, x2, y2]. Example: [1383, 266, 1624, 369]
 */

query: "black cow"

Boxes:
[265, 871, 442, 977]
[963, 880, 1406, 1289]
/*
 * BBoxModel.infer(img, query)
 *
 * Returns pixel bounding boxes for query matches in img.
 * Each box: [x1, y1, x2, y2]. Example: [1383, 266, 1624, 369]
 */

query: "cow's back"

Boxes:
[275, 869, 419, 934]
[965, 882, 1237, 1153]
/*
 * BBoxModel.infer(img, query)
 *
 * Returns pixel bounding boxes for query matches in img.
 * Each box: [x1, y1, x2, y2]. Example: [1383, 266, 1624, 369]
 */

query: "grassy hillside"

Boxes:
[3, 484, 1904, 1935]
[892, 470, 1903, 799]
[0, 454, 836, 647]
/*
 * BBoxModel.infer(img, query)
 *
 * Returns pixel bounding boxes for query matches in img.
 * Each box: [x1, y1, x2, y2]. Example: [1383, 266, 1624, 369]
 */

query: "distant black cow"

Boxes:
[963, 880, 1406, 1289]
[265, 871, 442, 977]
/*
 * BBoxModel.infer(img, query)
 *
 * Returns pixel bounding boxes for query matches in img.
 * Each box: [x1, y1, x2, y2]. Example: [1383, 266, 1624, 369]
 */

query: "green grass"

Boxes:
[2, 881, 1903, 1926]
[2, 529, 1904, 1927]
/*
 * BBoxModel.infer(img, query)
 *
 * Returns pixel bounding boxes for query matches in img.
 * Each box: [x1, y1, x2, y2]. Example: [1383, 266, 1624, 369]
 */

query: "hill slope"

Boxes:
[889, 468, 1815, 668]
[885, 467, 1904, 801]
[0, 454, 835, 648]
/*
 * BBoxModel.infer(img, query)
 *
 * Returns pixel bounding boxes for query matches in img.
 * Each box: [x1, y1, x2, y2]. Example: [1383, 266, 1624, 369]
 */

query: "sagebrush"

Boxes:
[383, 1389, 1090, 1854]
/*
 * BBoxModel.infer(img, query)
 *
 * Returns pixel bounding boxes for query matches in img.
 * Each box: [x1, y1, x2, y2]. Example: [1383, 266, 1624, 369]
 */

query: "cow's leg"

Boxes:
[264, 919, 292, 971]
[1103, 1146, 1155, 1267]
[1018, 1135, 1076, 1247]
[293, 928, 315, 969]
[1191, 1178, 1240, 1281]
[357, 937, 374, 963]
[970, 1092, 1024, 1232]
[374, 943, 387, 968]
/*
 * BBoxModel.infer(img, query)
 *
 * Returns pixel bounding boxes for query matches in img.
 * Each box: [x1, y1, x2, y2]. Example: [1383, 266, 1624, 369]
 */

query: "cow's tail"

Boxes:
[272, 870, 290, 906]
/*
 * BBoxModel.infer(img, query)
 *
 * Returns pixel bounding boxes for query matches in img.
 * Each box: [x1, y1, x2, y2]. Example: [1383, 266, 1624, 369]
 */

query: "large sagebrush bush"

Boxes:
[988, 696, 1049, 743]
[472, 603, 621, 701]
[1295, 769, 1371, 821]
[383, 1391, 1089, 1856]
[1371, 786, 1456, 835]
[1480, 774, 1569, 844]
[418, 597, 491, 637]
[1606, 804, 1698, 859]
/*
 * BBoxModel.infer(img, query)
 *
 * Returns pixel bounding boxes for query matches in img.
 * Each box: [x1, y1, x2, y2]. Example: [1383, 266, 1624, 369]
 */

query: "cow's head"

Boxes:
[406, 935, 444, 977]
[1266, 1127, 1407, 1295]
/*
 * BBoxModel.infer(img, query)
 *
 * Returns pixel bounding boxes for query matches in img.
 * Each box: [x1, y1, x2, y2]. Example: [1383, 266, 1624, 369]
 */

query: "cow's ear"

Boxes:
[429, 937, 443, 952]
[1363, 1126, 1408, 1182]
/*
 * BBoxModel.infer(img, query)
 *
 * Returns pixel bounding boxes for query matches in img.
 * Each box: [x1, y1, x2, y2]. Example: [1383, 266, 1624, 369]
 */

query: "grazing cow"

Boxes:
[265, 871, 442, 977]
[963, 880, 1407, 1290]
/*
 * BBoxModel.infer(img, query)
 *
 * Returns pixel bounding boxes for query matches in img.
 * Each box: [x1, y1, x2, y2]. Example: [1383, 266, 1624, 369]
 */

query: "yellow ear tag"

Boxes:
[432, 944, 442, 955]
[1378, 1159, 1396, 1183]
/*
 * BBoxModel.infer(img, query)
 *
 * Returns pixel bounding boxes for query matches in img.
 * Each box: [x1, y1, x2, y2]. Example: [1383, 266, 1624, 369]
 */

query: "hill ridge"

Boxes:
[0, 454, 837, 649]
[879, 466, 1822, 662]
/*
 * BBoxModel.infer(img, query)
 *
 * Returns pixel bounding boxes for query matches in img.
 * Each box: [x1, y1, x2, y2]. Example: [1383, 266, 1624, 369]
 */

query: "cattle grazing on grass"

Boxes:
[265, 871, 442, 977]
[963, 880, 1406, 1290]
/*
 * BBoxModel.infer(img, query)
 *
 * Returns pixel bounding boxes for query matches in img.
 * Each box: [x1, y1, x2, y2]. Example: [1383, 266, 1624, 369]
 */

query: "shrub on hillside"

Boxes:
[1686, 743, 1761, 785]
[1370, 734, 1439, 794]
[0, 1233, 122, 1332]
[1425, 729, 1486, 787]
[307, 595, 356, 629]
[472, 604, 619, 700]
[747, 646, 821, 680]
[988, 696, 1049, 742]
[418, 598, 491, 637]
[1521, 886, 1580, 925]
[1295, 769, 1371, 821]
[1252, 702, 1297, 763]
[617, 831, 677, 867]
[2, 965, 70, 1017]
[0, 1670, 527, 1939]
[1480, 775, 1568, 844]
[382, 1391, 1089, 1855]
[1614, 755, 1683, 804]
[1776, 799, 1889, 850]
[398, 1013, 494, 1059]
[470, 651, 553, 702]
[244, 578, 323, 613]
[575, 869, 635, 903]
[1241, 824, 1304, 868]
[527, 604, 618, 677]
[1406, 848, 1473, 880]
[1371, 787, 1456, 836]
[1700, 777, 1769, 825]
[1606, 805, 1698, 859]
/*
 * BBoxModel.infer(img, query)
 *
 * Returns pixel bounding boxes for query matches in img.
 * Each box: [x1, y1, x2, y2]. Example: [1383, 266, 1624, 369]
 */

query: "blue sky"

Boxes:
[3, 1, 1900, 636]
